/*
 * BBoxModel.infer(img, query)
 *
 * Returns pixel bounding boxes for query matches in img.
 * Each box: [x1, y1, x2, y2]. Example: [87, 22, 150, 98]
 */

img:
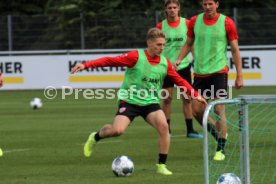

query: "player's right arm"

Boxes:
[174, 37, 194, 69]
[71, 51, 138, 74]
[174, 15, 197, 69]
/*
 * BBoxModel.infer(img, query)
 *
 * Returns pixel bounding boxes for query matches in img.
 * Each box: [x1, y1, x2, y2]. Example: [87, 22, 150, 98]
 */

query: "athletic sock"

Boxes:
[185, 118, 194, 133]
[216, 138, 227, 153]
[158, 153, 168, 164]
[94, 132, 101, 142]
[207, 123, 218, 140]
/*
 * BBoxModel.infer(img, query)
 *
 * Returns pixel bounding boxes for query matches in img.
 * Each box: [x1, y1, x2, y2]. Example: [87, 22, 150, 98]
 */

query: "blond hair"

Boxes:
[147, 28, 166, 41]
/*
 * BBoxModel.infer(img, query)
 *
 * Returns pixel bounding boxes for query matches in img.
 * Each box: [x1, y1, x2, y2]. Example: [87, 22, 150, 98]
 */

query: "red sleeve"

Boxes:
[166, 59, 199, 97]
[187, 15, 197, 39]
[185, 19, 190, 28]
[156, 21, 162, 30]
[225, 17, 238, 41]
[83, 50, 138, 68]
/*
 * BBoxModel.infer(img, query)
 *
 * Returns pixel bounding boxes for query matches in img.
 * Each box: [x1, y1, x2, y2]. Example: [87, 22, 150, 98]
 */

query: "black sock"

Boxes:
[167, 119, 171, 134]
[216, 138, 227, 153]
[207, 123, 218, 140]
[186, 118, 194, 133]
[95, 132, 101, 142]
[158, 153, 167, 164]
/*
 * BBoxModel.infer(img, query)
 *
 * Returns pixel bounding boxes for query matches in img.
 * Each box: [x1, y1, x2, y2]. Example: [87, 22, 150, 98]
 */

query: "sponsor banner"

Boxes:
[0, 50, 275, 90]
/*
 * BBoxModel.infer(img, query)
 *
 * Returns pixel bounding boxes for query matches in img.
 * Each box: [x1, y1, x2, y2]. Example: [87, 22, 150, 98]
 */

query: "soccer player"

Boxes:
[71, 28, 207, 175]
[156, 0, 202, 138]
[0, 72, 3, 157]
[175, 0, 243, 161]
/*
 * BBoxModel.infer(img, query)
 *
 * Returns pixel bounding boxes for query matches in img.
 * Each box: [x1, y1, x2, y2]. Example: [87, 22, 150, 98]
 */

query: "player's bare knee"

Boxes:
[214, 105, 225, 115]
[192, 106, 202, 116]
[157, 122, 169, 134]
[112, 129, 124, 136]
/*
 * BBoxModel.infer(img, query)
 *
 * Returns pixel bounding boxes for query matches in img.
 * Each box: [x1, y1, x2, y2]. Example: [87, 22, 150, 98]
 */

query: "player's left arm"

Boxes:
[229, 40, 243, 89]
[226, 17, 243, 89]
[185, 19, 195, 59]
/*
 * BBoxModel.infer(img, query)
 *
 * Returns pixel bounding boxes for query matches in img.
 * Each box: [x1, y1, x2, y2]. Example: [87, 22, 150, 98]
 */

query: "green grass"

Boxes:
[0, 86, 275, 184]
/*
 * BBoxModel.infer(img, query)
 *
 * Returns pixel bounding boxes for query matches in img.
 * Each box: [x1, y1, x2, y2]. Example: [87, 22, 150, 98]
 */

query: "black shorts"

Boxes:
[193, 73, 228, 99]
[162, 64, 192, 88]
[115, 101, 161, 122]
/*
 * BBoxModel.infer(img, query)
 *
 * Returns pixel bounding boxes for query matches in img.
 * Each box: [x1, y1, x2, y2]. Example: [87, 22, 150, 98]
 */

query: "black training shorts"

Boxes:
[162, 64, 192, 88]
[116, 101, 161, 122]
[193, 73, 228, 99]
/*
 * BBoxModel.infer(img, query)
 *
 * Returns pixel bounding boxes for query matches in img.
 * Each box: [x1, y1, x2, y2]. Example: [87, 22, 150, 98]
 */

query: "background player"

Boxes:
[156, 0, 202, 138]
[175, 0, 243, 161]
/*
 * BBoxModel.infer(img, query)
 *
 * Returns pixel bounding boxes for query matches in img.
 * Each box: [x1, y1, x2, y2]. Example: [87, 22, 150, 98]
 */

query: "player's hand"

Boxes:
[195, 95, 208, 106]
[235, 75, 243, 89]
[71, 63, 85, 74]
[174, 60, 181, 70]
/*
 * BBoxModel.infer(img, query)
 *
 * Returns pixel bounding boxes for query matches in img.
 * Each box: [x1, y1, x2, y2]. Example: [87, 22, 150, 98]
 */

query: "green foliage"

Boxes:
[0, 0, 48, 15]
[0, 1, 276, 49]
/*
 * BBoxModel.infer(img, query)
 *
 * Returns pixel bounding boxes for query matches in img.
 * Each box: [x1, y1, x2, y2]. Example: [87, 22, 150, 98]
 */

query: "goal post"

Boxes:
[203, 95, 276, 184]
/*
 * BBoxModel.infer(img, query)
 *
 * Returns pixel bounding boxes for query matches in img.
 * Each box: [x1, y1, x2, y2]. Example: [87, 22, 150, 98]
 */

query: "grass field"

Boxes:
[0, 86, 275, 184]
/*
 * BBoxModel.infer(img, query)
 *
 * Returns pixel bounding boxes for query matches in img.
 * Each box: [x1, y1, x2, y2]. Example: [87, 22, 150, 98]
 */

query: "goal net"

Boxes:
[203, 95, 276, 184]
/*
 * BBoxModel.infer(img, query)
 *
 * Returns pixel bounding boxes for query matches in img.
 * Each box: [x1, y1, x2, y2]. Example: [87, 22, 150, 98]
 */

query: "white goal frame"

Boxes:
[203, 95, 276, 184]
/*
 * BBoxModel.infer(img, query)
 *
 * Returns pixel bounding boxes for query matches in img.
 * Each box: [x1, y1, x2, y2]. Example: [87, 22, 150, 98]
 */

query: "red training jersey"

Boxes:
[156, 17, 190, 30]
[83, 50, 199, 97]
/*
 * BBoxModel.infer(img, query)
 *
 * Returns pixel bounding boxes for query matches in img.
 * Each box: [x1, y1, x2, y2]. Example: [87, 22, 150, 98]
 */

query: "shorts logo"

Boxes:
[119, 107, 127, 113]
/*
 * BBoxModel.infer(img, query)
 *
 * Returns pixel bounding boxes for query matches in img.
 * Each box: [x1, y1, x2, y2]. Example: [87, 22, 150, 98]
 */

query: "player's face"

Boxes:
[147, 38, 166, 56]
[165, 3, 180, 19]
[202, 0, 219, 19]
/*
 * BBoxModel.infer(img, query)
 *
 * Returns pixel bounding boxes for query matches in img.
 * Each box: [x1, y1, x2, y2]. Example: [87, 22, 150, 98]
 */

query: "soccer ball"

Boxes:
[111, 155, 134, 177]
[30, 98, 43, 109]
[216, 173, 241, 184]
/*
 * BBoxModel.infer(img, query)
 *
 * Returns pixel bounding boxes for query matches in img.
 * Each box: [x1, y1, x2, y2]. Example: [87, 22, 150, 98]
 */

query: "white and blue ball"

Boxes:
[111, 155, 134, 177]
[217, 173, 241, 184]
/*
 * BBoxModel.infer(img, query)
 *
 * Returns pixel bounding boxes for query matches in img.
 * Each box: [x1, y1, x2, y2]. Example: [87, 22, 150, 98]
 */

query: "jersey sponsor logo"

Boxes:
[142, 76, 160, 84]
[166, 37, 184, 43]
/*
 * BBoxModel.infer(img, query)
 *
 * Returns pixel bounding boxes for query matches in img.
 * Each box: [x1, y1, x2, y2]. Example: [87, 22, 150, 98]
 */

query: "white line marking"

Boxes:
[4, 148, 30, 153]
[170, 134, 186, 138]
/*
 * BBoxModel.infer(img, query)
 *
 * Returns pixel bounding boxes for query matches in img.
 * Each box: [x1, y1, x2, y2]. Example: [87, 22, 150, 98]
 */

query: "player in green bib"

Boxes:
[175, 0, 243, 161]
[71, 28, 207, 175]
[156, 0, 203, 138]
